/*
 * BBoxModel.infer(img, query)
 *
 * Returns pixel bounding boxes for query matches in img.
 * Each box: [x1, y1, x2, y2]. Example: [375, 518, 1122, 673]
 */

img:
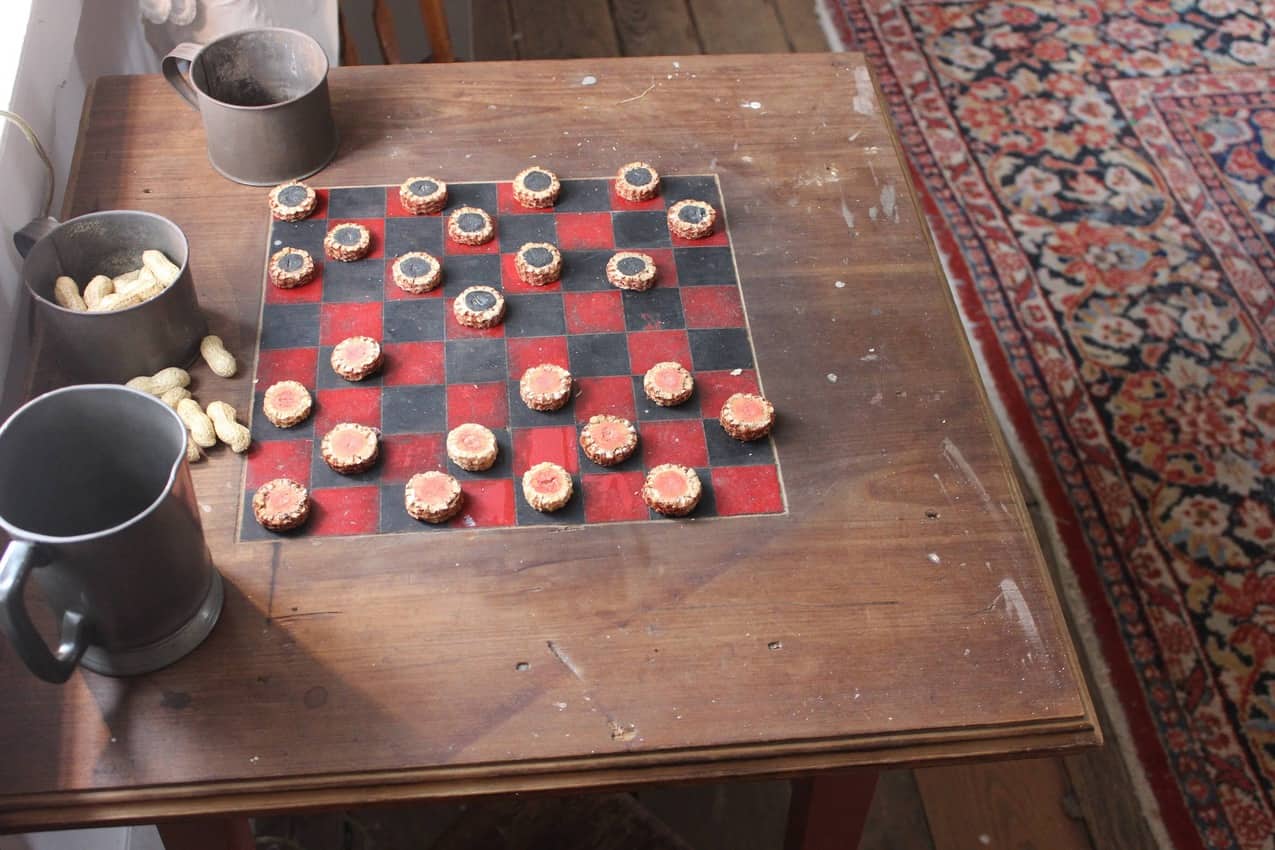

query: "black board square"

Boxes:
[613, 212, 671, 249]
[261, 304, 319, 349]
[499, 215, 557, 247]
[445, 339, 507, 383]
[568, 333, 630, 376]
[382, 385, 447, 434]
[327, 186, 386, 219]
[689, 328, 753, 371]
[309, 443, 382, 489]
[648, 467, 717, 520]
[704, 423, 775, 466]
[384, 216, 444, 257]
[384, 299, 445, 342]
[623, 288, 685, 332]
[556, 179, 612, 212]
[322, 260, 385, 302]
[504, 293, 566, 337]
[515, 474, 585, 526]
[446, 182, 498, 212]
[268, 219, 326, 258]
[442, 254, 502, 292]
[662, 176, 721, 207]
[559, 251, 614, 291]
[631, 377, 699, 421]
[379, 484, 446, 534]
[316, 346, 384, 389]
[673, 246, 737, 286]
[448, 427, 513, 480]
[251, 392, 315, 441]
[508, 380, 576, 427]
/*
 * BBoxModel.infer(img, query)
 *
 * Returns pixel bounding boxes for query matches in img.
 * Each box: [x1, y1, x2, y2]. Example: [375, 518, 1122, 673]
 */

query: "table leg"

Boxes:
[156, 816, 255, 850]
[785, 769, 880, 850]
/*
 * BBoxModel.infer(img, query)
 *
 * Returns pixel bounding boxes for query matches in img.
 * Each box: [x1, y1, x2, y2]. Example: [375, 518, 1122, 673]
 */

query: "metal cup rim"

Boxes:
[189, 26, 331, 112]
[0, 385, 189, 544]
[21, 209, 191, 317]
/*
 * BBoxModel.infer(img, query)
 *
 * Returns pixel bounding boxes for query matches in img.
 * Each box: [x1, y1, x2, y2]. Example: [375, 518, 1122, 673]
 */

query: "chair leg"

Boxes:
[157, 816, 255, 850]
[785, 769, 880, 850]
[417, 0, 455, 61]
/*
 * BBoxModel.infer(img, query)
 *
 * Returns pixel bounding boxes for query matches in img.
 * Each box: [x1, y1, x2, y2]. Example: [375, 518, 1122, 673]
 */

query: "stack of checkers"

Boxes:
[245, 163, 784, 538]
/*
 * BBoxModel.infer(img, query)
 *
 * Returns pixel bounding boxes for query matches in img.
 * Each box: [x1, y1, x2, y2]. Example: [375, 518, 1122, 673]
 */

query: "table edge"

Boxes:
[0, 716, 1099, 830]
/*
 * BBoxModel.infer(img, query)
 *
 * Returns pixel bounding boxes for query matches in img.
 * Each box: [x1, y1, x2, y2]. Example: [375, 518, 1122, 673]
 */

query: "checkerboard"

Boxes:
[240, 175, 786, 539]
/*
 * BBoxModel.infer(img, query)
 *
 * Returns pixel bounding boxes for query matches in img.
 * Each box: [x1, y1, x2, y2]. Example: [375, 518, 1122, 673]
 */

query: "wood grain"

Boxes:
[687, 0, 790, 53]
[773, 0, 830, 52]
[915, 761, 1093, 850]
[0, 55, 1096, 830]
[610, 0, 703, 57]
[508, 0, 620, 58]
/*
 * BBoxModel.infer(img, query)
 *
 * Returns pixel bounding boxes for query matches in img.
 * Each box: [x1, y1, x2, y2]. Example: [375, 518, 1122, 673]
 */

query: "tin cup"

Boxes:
[15, 210, 208, 384]
[0, 385, 223, 683]
[163, 27, 338, 186]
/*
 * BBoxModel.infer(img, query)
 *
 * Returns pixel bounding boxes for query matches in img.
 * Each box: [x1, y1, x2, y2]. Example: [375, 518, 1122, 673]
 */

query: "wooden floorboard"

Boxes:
[772, 0, 830, 52]
[507, 0, 620, 58]
[916, 760, 1093, 850]
[610, 0, 703, 56]
[686, 0, 791, 54]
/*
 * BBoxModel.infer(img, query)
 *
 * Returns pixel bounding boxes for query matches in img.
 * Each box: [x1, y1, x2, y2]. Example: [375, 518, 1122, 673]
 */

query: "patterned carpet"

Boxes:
[816, 2, 1275, 848]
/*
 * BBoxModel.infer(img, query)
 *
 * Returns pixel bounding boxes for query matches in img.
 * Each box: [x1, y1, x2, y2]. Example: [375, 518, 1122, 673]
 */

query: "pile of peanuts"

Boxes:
[53, 249, 181, 312]
[125, 335, 249, 463]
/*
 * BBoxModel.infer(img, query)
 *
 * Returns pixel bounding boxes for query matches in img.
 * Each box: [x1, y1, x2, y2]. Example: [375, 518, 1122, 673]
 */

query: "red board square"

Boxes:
[555, 213, 615, 250]
[498, 181, 554, 215]
[696, 369, 760, 419]
[450, 479, 515, 528]
[444, 213, 499, 254]
[670, 226, 729, 248]
[264, 264, 324, 304]
[712, 466, 784, 516]
[380, 433, 447, 483]
[245, 439, 313, 490]
[320, 302, 383, 345]
[385, 185, 443, 218]
[573, 376, 636, 422]
[681, 286, 744, 328]
[309, 189, 330, 219]
[444, 298, 505, 339]
[640, 419, 709, 468]
[385, 257, 443, 301]
[563, 291, 625, 334]
[626, 330, 691, 375]
[499, 252, 561, 293]
[609, 181, 665, 212]
[446, 382, 508, 429]
[382, 341, 445, 386]
[327, 218, 385, 259]
[255, 347, 319, 388]
[314, 387, 382, 435]
[507, 336, 569, 381]
[310, 486, 380, 536]
[583, 471, 648, 523]
[513, 426, 579, 475]
[641, 248, 678, 288]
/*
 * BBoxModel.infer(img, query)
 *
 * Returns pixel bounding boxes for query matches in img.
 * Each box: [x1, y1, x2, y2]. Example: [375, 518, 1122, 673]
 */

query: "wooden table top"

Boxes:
[0, 53, 1097, 830]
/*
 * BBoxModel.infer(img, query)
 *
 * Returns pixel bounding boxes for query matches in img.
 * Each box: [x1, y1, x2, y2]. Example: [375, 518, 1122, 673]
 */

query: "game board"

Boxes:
[240, 174, 786, 539]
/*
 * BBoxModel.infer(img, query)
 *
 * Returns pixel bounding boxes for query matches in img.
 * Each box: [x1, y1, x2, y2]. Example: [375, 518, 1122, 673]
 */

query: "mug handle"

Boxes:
[162, 42, 203, 109]
[0, 541, 88, 684]
[13, 216, 58, 259]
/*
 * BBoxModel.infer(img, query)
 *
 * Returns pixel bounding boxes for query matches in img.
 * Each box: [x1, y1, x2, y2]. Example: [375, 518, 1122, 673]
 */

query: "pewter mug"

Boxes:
[0, 385, 223, 683]
[163, 27, 338, 185]
[15, 210, 207, 383]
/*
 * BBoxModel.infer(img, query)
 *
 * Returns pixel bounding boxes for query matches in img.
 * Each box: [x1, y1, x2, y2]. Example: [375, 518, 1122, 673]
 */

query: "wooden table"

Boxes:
[0, 53, 1098, 845]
